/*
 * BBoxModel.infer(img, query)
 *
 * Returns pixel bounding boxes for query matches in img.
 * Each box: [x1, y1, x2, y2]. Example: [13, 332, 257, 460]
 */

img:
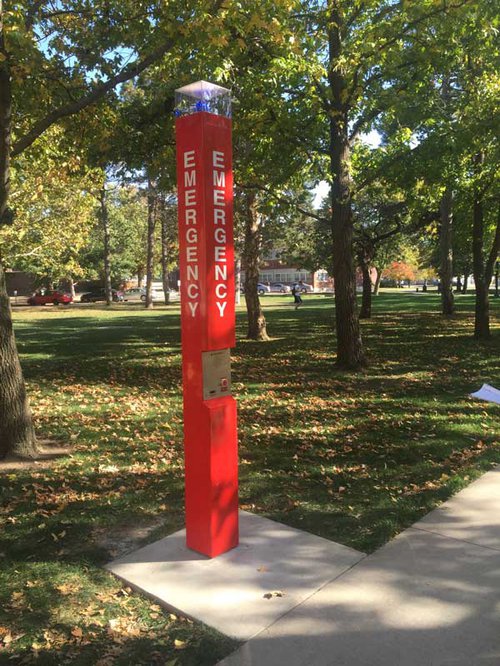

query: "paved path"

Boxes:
[220, 466, 500, 666]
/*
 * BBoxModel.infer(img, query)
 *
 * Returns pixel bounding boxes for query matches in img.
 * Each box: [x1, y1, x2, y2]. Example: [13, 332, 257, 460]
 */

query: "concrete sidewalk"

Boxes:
[220, 466, 500, 666]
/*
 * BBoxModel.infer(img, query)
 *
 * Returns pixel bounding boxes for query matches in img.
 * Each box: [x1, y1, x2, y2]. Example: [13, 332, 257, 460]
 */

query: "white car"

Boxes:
[123, 287, 166, 302]
[123, 288, 144, 302]
[141, 288, 180, 303]
[270, 282, 291, 293]
[141, 288, 165, 302]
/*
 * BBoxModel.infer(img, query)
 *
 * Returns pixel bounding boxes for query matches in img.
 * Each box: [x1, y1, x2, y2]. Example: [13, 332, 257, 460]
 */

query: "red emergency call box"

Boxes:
[175, 81, 238, 558]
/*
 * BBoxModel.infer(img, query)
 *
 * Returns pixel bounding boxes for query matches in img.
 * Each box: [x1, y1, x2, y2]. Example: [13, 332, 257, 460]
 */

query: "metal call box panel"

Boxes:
[202, 349, 232, 400]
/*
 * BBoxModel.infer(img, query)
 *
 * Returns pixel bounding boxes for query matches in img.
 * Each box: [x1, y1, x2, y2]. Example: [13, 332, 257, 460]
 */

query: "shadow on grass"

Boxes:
[1, 293, 498, 663]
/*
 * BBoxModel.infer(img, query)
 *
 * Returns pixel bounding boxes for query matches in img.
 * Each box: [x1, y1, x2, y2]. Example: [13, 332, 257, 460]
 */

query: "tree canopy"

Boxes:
[0, 0, 499, 457]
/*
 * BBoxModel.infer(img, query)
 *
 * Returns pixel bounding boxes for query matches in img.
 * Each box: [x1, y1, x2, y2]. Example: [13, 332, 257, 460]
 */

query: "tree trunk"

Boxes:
[0, 261, 39, 458]
[100, 187, 112, 306]
[137, 268, 144, 288]
[160, 194, 170, 305]
[358, 244, 374, 319]
[474, 203, 500, 337]
[472, 161, 489, 339]
[242, 191, 269, 341]
[145, 179, 156, 309]
[235, 257, 241, 306]
[462, 273, 469, 293]
[328, 4, 365, 369]
[0, 7, 12, 230]
[0, 18, 38, 459]
[373, 267, 382, 296]
[439, 187, 454, 315]
[359, 261, 372, 319]
[330, 148, 364, 366]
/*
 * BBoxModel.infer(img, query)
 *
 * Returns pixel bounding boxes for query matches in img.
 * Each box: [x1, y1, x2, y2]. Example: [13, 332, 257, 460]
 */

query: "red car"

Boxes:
[28, 290, 73, 306]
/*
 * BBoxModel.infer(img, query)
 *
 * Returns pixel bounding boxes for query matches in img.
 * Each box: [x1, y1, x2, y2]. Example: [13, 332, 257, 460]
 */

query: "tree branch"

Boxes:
[12, 0, 225, 156]
[353, 139, 425, 194]
[346, 0, 471, 133]
[235, 181, 329, 224]
[12, 39, 175, 156]
[366, 0, 472, 61]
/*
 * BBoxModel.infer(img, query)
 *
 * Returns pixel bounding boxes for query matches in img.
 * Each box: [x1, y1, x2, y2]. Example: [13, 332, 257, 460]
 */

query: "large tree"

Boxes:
[289, 0, 474, 368]
[0, 0, 227, 457]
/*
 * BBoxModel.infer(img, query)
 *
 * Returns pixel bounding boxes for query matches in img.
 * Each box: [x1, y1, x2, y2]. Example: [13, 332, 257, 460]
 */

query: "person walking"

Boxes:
[291, 283, 303, 310]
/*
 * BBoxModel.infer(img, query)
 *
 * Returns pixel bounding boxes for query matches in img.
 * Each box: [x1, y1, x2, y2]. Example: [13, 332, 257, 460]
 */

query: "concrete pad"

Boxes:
[106, 510, 364, 641]
[220, 527, 500, 666]
[413, 466, 500, 551]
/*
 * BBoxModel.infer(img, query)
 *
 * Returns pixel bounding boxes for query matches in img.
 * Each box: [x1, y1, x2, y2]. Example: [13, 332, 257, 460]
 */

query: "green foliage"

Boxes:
[81, 185, 150, 285]
[371, 0, 500, 274]
[1, 128, 99, 282]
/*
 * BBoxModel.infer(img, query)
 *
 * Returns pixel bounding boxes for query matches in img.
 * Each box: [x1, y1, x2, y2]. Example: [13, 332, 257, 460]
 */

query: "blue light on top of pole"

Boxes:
[174, 80, 231, 118]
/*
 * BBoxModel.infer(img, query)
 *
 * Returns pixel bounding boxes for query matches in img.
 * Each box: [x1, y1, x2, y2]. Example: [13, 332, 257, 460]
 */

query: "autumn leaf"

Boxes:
[56, 582, 81, 596]
[10, 591, 25, 608]
[0, 627, 13, 645]
[71, 626, 83, 639]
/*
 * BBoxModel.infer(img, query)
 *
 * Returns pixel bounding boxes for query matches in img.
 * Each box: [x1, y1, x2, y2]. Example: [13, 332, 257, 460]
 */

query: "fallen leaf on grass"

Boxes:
[71, 627, 83, 639]
[107, 617, 141, 641]
[174, 639, 187, 649]
[56, 582, 81, 596]
[10, 591, 25, 608]
[25, 580, 40, 589]
[99, 465, 120, 474]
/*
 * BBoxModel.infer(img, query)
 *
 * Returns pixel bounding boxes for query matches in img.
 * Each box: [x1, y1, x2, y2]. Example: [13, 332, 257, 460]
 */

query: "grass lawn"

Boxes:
[1, 291, 499, 664]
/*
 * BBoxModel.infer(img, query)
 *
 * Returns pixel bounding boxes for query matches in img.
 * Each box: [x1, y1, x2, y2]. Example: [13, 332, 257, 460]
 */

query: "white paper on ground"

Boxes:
[470, 383, 500, 405]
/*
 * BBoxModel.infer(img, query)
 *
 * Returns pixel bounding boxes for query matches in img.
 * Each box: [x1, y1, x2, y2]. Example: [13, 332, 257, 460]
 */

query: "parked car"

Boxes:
[167, 290, 180, 302]
[80, 289, 124, 303]
[239, 283, 270, 295]
[257, 283, 271, 294]
[123, 288, 144, 302]
[140, 287, 165, 302]
[270, 282, 290, 293]
[28, 290, 73, 306]
[297, 282, 314, 293]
